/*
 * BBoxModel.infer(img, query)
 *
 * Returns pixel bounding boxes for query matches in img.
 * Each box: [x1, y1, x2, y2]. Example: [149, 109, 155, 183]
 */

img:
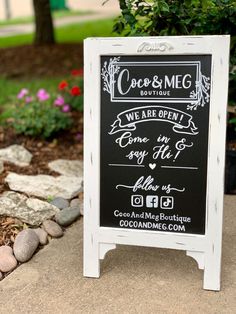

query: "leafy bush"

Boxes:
[11, 88, 72, 138]
[1, 68, 84, 139]
[114, 0, 236, 103]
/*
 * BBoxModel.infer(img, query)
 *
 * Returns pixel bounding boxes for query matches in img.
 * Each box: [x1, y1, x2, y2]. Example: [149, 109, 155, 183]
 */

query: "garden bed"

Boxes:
[0, 110, 83, 248]
[0, 43, 83, 78]
[0, 43, 85, 252]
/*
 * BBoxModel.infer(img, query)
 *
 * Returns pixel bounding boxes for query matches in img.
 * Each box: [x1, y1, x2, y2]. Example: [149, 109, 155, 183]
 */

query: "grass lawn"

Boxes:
[0, 17, 116, 116]
[0, 10, 94, 27]
[0, 18, 116, 48]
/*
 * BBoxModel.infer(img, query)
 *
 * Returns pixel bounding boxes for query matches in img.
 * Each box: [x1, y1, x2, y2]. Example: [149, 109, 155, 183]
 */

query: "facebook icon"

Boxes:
[146, 195, 159, 208]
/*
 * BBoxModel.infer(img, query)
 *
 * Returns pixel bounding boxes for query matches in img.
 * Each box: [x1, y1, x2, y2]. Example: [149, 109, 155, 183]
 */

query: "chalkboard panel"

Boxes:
[100, 55, 211, 235]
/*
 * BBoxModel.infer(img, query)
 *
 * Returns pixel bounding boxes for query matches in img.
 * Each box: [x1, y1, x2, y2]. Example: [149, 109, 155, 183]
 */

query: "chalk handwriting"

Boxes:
[116, 176, 185, 194]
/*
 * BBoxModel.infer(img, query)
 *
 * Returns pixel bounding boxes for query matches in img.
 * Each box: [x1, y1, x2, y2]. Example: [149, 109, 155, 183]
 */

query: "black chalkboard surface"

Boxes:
[100, 55, 211, 234]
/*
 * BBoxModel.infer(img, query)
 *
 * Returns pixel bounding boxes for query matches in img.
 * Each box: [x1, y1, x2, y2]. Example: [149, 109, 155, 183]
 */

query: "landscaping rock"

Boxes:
[5, 173, 83, 200]
[50, 197, 69, 210]
[33, 228, 48, 245]
[42, 220, 63, 238]
[70, 198, 84, 216]
[0, 191, 60, 226]
[0, 272, 2, 280]
[0, 144, 32, 167]
[80, 201, 84, 216]
[0, 245, 13, 255]
[70, 198, 80, 208]
[48, 159, 83, 177]
[0, 245, 18, 273]
[13, 229, 40, 263]
[55, 206, 80, 227]
[0, 246, 17, 273]
[0, 160, 3, 174]
[0, 253, 17, 273]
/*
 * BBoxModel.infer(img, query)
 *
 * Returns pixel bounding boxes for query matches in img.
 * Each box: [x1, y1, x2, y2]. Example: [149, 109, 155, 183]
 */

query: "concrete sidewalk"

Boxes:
[0, 11, 118, 38]
[0, 195, 235, 314]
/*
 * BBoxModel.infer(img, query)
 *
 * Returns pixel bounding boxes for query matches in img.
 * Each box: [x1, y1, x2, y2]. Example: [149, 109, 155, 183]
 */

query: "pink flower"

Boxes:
[37, 89, 50, 101]
[25, 96, 33, 103]
[62, 104, 70, 112]
[17, 88, 29, 99]
[54, 96, 65, 106]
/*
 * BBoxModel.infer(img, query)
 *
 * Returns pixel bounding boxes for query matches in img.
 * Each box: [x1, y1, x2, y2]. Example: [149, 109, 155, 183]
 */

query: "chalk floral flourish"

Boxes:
[188, 72, 210, 110]
[101, 57, 120, 95]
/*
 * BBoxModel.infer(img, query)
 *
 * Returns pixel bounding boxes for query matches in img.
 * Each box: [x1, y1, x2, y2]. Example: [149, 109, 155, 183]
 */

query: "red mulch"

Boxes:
[0, 44, 84, 253]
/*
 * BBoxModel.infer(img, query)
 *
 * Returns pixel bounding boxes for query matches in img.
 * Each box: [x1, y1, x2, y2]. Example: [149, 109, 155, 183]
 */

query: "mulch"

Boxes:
[0, 43, 84, 250]
[0, 43, 83, 78]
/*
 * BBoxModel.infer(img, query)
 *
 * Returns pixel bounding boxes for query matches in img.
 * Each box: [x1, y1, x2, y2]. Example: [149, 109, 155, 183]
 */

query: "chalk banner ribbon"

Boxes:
[109, 106, 198, 135]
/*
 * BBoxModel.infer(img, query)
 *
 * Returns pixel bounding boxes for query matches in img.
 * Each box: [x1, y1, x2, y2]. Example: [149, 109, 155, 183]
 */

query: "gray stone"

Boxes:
[0, 144, 32, 167]
[0, 271, 2, 280]
[79, 201, 84, 216]
[48, 159, 83, 177]
[70, 198, 84, 216]
[42, 220, 63, 238]
[50, 197, 69, 210]
[70, 198, 83, 216]
[55, 206, 80, 227]
[70, 198, 80, 208]
[13, 229, 40, 263]
[0, 191, 60, 226]
[33, 228, 48, 245]
[5, 173, 83, 200]
[0, 160, 3, 174]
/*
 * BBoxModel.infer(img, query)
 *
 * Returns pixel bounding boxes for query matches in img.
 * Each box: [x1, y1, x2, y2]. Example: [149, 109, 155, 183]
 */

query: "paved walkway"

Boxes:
[0, 195, 235, 313]
[0, 11, 119, 38]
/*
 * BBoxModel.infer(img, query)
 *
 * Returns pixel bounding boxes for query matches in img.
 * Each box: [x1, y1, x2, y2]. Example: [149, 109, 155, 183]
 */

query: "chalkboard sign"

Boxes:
[84, 36, 230, 291]
[100, 55, 211, 235]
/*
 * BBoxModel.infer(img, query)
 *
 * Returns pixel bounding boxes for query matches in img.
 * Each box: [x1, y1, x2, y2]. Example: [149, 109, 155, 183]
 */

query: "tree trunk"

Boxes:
[4, 0, 11, 19]
[33, 0, 55, 45]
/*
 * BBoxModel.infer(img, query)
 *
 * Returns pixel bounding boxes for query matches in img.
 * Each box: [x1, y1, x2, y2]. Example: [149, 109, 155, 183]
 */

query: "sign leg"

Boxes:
[203, 244, 221, 291]
[83, 232, 100, 278]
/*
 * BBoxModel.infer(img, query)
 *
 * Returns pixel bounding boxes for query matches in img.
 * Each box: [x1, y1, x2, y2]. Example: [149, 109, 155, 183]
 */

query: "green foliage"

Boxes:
[114, 0, 236, 103]
[114, 0, 214, 36]
[10, 92, 72, 139]
[0, 71, 84, 138]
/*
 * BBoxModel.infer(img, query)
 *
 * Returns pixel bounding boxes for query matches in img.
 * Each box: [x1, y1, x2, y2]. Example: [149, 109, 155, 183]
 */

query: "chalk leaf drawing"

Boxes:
[188, 72, 210, 110]
[101, 57, 120, 95]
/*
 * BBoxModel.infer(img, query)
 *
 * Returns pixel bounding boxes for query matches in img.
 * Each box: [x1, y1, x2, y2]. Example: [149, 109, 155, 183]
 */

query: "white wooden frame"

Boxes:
[83, 36, 230, 291]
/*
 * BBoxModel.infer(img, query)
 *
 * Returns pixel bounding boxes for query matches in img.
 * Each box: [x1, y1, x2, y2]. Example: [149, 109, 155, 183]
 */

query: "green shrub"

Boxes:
[10, 88, 72, 138]
[114, 0, 236, 103]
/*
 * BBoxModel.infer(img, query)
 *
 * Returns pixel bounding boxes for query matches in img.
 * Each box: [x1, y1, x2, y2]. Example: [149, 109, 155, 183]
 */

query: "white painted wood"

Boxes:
[99, 228, 206, 251]
[100, 243, 117, 260]
[83, 39, 101, 278]
[203, 37, 230, 291]
[83, 36, 230, 290]
[186, 251, 205, 270]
